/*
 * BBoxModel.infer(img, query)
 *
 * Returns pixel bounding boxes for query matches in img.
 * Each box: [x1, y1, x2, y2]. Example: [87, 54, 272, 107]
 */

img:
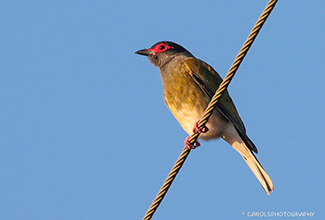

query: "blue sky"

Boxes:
[0, 0, 324, 219]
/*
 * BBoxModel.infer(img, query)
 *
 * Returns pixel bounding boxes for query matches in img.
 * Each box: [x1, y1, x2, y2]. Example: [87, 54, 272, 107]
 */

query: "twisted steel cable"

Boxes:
[143, 1, 278, 219]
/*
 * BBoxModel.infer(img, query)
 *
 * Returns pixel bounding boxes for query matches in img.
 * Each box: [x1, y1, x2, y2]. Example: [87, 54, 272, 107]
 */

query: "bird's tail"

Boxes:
[231, 141, 274, 195]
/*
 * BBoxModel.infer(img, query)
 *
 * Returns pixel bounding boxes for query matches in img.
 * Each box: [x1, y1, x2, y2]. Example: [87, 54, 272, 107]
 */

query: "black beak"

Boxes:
[135, 49, 155, 56]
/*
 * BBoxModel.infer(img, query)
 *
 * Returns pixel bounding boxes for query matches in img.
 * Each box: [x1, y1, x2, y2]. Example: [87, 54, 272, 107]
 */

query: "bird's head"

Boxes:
[135, 41, 194, 68]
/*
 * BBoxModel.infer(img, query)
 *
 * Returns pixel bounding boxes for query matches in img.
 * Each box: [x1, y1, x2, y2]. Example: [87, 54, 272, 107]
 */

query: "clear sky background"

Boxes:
[0, 1, 324, 219]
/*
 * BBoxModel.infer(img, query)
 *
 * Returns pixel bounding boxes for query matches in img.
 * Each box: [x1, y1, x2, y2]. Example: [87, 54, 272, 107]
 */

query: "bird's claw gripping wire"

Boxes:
[184, 136, 200, 149]
[184, 120, 209, 149]
[192, 120, 209, 134]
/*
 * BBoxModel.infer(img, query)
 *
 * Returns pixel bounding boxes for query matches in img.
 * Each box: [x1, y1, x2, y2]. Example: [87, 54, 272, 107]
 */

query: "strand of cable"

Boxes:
[143, 1, 278, 219]
[142, 147, 190, 220]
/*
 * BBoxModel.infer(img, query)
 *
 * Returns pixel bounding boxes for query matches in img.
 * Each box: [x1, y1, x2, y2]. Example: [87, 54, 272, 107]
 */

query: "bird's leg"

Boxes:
[184, 120, 209, 149]
[192, 120, 209, 134]
[184, 136, 201, 149]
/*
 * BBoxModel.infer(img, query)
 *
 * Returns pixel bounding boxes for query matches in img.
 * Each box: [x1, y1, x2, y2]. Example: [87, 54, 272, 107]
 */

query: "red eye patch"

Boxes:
[148, 43, 172, 54]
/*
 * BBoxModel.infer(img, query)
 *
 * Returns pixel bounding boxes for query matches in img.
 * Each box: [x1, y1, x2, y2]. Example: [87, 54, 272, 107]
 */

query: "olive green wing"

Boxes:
[183, 57, 258, 153]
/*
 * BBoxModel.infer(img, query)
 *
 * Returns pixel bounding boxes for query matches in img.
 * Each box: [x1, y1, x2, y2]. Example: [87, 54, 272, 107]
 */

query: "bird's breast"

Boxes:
[161, 63, 227, 140]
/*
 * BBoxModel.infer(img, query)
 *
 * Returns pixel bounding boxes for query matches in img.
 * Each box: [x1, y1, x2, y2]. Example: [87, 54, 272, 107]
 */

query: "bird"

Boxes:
[135, 41, 274, 195]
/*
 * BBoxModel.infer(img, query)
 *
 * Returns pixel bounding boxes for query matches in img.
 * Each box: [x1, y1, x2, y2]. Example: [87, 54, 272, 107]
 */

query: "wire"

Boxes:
[143, 1, 278, 219]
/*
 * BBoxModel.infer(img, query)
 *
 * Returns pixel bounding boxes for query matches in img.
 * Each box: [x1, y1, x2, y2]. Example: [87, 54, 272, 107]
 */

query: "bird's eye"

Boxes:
[150, 43, 172, 54]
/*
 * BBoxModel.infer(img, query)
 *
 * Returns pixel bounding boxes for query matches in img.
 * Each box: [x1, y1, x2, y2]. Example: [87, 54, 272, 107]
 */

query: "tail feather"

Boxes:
[232, 141, 274, 195]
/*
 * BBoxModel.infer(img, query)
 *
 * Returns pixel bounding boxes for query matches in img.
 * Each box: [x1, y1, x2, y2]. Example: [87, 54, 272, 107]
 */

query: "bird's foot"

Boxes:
[184, 136, 201, 149]
[192, 120, 209, 134]
[184, 120, 209, 149]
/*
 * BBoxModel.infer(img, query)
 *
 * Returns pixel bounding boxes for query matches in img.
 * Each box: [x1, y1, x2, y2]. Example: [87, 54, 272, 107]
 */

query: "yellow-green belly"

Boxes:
[161, 63, 227, 140]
